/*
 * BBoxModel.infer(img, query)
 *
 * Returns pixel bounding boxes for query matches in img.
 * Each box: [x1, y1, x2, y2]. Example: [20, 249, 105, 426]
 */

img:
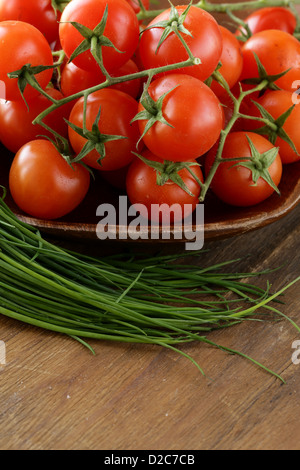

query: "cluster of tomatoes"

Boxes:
[0, 0, 299, 221]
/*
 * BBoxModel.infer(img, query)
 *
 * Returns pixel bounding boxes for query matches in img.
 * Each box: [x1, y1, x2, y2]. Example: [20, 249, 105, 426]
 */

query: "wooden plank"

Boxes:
[0, 207, 299, 450]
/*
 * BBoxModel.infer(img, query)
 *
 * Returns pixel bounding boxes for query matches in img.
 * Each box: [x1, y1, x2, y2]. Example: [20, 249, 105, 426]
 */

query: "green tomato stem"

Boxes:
[31, 56, 199, 127]
[199, 78, 270, 202]
[90, 35, 112, 81]
[24, 71, 58, 104]
[137, 0, 300, 21]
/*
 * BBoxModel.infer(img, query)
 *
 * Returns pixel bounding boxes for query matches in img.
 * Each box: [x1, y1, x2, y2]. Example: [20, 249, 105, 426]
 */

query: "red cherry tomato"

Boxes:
[0, 87, 72, 154]
[210, 26, 243, 98]
[137, 74, 224, 162]
[243, 89, 300, 164]
[9, 140, 90, 220]
[59, 0, 140, 74]
[241, 30, 300, 93]
[237, 7, 296, 37]
[0, 0, 61, 44]
[205, 132, 282, 206]
[61, 60, 141, 99]
[0, 21, 53, 102]
[68, 89, 141, 171]
[139, 5, 222, 82]
[126, 150, 203, 223]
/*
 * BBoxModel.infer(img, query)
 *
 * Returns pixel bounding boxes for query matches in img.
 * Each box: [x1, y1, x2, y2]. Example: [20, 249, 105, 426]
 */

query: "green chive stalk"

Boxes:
[0, 194, 299, 382]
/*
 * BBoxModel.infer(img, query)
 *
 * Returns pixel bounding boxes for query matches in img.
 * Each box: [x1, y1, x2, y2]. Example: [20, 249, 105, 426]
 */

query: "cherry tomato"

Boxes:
[126, 149, 203, 223]
[210, 26, 243, 98]
[9, 140, 90, 220]
[0, 0, 61, 44]
[205, 132, 282, 206]
[237, 7, 296, 37]
[240, 30, 300, 93]
[0, 87, 73, 154]
[243, 89, 300, 164]
[0, 21, 53, 102]
[68, 89, 141, 171]
[137, 74, 224, 162]
[61, 60, 141, 99]
[59, 0, 140, 74]
[139, 5, 222, 82]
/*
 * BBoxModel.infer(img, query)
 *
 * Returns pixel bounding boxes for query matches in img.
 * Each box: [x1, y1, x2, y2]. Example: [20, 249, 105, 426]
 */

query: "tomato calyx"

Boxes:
[8, 63, 57, 108]
[142, 1, 194, 54]
[231, 135, 281, 195]
[131, 84, 178, 146]
[52, 0, 71, 13]
[246, 101, 299, 156]
[66, 105, 128, 165]
[41, 134, 95, 179]
[65, 5, 123, 77]
[242, 52, 291, 92]
[134, 152, 202, 197]
[39, 132, 75, 166]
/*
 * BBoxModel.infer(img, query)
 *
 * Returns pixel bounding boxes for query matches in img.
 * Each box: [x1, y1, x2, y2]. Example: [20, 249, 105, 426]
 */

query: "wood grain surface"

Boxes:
[1, 0, 300, 453]
[1, 205, 300, 450]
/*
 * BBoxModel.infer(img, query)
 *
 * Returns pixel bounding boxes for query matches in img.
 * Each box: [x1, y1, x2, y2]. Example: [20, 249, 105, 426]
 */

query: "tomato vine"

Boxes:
[4, 0, 300, 215]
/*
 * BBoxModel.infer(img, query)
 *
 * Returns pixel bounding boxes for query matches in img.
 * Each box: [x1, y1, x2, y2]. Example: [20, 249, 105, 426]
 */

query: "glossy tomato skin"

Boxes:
[0, 21, 53, 102]
[210, 26, 243, 98]
[241, 30, 300, 93]
[126, 150, 203, 223]
[9, 140, 90, 220]
[0, 88, 72, 154]
[0, 0, 61, 44]
[59, 0, 140, 74]
[237, 7, 296, 36]
[244, 90, 300, 164]
[137, 74, 224, 162]
[68, 89, 141, 171]
[139, 5, 222, 82]
[60, 62, 98, 97]
[61, 59, 141, 99]
[205, 132, 282, 206]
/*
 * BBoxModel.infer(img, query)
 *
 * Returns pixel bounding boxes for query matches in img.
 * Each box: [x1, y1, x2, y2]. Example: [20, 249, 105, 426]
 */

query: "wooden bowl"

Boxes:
[2, 2, 300, 243]
[2, 146, 300, 243]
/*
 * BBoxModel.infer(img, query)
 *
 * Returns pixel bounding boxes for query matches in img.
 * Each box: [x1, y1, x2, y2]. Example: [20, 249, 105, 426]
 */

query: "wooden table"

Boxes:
[1, 0, 300, 453]
[1, 203, 300, 451]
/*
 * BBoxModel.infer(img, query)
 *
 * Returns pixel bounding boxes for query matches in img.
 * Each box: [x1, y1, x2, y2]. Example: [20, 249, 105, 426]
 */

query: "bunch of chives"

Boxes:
[0, 193, 299, 382]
